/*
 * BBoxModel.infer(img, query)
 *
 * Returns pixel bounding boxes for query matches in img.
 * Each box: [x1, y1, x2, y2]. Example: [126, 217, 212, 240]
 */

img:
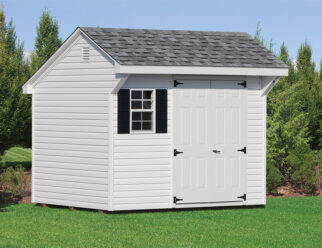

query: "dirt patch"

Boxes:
[267, 184, 322, 198]
[0, 172, 31, 204]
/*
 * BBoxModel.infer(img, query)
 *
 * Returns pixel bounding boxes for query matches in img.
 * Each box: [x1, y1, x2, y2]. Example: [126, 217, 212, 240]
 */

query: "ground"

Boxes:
[0, 197, 321, 248]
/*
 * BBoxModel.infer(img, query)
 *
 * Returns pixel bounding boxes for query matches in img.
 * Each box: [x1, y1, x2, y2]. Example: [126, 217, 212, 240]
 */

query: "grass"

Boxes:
[0, 147, 32, 170]
[0, 197, 321, 248]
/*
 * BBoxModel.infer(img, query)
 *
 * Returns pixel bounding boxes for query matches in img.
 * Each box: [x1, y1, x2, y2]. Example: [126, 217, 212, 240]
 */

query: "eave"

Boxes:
[115, 65, 288, 76]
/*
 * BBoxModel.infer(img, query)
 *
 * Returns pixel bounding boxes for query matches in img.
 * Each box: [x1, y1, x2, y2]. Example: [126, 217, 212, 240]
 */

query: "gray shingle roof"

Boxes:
[80, 27, 288, 68]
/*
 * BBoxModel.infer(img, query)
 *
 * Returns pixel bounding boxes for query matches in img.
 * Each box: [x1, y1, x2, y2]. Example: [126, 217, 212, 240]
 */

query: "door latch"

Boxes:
[237, 147, 247, 154]
[212, 150, 221, 154]
[174, 149, 183, 156]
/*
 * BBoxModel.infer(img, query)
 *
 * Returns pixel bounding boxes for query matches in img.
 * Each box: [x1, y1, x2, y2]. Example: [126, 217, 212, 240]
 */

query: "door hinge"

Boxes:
[237, 80, 247, 88]
[237, 194, 247, 201]
[237, 147, 247, 154]
[174, 149, 183, 156]
[174, 80, 184, 87]
[173, 196, 183, 204]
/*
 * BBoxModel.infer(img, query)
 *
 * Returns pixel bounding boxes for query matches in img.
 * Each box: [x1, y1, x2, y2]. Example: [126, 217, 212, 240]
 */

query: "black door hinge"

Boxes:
[237, 194, 247, 201]
[174, 149, 183, 156]
[237, 81, 247, 88]
[237, 147, 247, 154]
[174, 80, 184, 87]
[173, 196, 183, 204]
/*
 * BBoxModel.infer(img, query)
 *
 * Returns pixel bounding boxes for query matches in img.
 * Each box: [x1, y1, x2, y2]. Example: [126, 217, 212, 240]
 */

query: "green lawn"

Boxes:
[0, 197, 321, 248]
[0, 147, 32, 169]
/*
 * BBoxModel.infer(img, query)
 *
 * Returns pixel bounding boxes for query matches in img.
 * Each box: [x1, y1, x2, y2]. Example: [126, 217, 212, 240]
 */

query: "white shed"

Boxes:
[23, 27, 288, 211]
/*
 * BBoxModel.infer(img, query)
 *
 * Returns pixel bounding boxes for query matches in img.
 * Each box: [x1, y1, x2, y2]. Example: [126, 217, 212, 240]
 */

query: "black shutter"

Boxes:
[118, 89, 130, 134]
[156, 89, 168, 133]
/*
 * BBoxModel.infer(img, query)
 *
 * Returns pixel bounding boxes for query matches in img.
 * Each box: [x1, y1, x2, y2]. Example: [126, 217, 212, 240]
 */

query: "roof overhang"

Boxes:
[115, 64, 288, 76]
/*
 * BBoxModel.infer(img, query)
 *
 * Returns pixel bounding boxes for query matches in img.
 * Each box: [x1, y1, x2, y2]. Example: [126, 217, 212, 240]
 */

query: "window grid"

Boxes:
[130, 89, 155, 133]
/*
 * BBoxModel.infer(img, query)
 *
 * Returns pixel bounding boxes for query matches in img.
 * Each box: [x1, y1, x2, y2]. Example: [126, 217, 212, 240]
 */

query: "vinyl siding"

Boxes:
[33, 34, 118, 210]
[246, 76, 266, 205]
[111, 75, 266, 210]
[112, 75, 173, 211]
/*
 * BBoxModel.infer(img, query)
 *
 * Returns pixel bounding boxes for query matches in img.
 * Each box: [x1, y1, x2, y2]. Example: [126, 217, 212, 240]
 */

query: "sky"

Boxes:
[1, 0, 321, 68]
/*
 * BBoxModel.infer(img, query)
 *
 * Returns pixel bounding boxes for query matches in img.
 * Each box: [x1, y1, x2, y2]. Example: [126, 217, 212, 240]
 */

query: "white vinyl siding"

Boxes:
[246, 76, 266, 205]
[112, 75, 173, 211]
[33, 34, 119, 210]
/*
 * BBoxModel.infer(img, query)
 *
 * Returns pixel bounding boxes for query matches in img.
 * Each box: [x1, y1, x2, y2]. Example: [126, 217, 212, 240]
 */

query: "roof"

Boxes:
[80, 27, 287, 69]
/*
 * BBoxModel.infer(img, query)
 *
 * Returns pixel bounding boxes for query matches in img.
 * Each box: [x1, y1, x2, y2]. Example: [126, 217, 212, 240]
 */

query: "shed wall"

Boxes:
[111, 75, 266, 211]
[246, 76, 266, 205]
[33, 34, 118, 210]
[112, 75, 173, 210]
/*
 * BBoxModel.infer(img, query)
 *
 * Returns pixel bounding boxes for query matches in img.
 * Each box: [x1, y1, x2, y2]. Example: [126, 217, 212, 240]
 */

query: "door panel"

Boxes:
[173, 80, 247, 204]
[209, 81, 247, 202]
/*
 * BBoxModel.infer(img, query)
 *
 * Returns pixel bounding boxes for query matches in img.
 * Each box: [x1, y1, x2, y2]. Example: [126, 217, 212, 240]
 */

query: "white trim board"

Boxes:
[115, 65, 288, 77]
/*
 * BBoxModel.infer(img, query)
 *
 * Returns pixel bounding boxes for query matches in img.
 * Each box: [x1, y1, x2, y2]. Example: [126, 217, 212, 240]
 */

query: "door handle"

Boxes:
[212, 150, 221, 154]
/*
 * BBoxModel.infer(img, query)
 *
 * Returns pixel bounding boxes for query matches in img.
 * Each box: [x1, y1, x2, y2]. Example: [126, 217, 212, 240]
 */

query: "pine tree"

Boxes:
[296, 42, 321, 150]
[320, 58, 322, 81]
[31, 10, 62, 73]
[0, 8, 30, 156]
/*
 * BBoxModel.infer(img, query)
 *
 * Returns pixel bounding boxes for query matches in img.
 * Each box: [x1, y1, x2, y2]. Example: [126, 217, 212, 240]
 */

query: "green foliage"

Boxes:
[265, 38, 321, 193]
[31, 10, 62, 73]
[0, 165, 25, 200]
[0, 8, 30, 156]
[287, 143, 318, 193]
[266, 158, 283, 194]
[254, 22, 275, 53]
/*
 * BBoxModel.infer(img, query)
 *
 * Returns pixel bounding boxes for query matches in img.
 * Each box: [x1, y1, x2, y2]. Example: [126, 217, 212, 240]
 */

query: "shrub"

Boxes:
[287, 144, 318, 193]
[0, 165, 26, 201]
[266, 157, 283, 194]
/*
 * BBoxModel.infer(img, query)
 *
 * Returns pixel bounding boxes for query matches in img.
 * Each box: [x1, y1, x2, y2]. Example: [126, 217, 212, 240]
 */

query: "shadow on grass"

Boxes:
[0, 161, 31, 170]
[110, 204, 266, 215]
[32, 203, 265, 215]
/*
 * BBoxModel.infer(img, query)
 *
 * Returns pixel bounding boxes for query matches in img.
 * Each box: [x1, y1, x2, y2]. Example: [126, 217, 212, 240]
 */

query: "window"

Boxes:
[117, 89, 167, 134]
[130, 90, 154, 132]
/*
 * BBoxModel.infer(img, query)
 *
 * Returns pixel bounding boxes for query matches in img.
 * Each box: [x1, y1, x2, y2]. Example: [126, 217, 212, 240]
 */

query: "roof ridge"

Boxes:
[80, 26, 249, 35]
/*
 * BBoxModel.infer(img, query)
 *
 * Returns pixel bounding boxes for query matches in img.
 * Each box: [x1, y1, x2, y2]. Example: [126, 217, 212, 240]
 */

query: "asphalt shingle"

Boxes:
[80, 27, 288, 68]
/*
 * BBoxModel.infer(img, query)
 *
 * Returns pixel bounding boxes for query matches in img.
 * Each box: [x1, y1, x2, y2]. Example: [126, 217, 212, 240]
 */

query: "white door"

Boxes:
[173, 80, 247, 204]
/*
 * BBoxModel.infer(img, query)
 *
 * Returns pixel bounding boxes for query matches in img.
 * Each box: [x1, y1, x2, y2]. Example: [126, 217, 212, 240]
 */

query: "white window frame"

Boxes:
[130, 89, 156, 134]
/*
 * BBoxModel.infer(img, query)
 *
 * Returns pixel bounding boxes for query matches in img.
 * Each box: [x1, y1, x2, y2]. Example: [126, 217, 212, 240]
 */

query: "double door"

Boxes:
[173, 80, 247, 204]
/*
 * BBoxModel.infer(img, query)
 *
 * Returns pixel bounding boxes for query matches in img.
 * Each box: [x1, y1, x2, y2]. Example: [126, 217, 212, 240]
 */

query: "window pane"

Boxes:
[131, 101, 142, 109]
[132, 112, 141, 121]
[131, 91, 142, 99]
[142, 112, 152, 121]
[143, 100, 152, 109]
[143, 91, 153, 99]
[132, 122, 141, 130]
[142, 122, 152, 130]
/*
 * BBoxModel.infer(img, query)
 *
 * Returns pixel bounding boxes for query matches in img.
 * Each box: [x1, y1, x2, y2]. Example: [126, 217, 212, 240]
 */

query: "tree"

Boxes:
[295, 42, 321, 150]
[31, 10, 62, 74]
[0, 8, 30, 156]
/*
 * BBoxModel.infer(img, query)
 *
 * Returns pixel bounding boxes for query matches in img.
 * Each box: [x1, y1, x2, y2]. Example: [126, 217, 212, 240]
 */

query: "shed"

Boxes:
[23, 27, 288, 211]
